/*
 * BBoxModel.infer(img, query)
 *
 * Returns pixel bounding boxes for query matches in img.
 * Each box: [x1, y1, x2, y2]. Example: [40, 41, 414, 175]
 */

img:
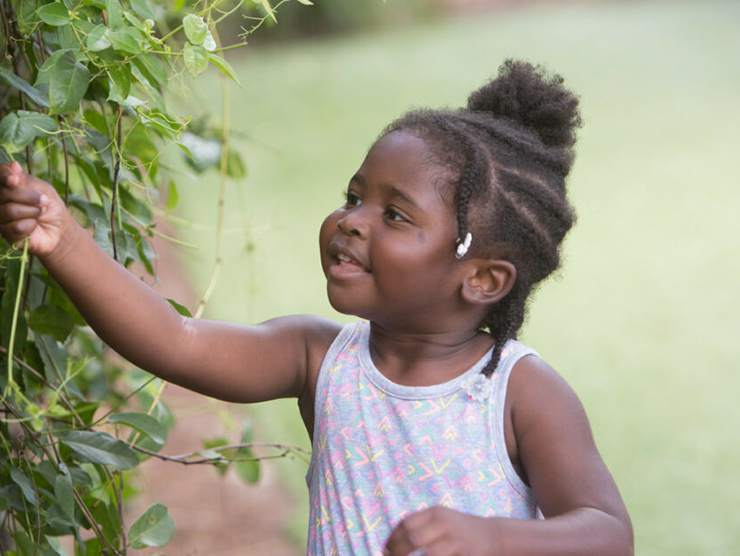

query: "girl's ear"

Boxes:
[460, 259, 517, 306]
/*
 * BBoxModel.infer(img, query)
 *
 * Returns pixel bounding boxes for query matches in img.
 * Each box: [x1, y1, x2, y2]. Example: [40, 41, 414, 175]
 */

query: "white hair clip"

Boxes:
[455, 232, 472, 259]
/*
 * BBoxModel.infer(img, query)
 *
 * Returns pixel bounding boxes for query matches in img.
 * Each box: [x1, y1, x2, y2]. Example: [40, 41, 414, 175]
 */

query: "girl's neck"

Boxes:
[367, 322, 494, 387]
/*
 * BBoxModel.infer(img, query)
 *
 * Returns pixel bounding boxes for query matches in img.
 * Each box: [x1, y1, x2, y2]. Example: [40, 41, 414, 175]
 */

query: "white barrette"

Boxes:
[455, 232, 472, 259]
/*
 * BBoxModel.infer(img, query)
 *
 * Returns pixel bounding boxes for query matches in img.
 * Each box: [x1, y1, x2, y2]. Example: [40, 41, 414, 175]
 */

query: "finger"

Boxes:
[385, 516, 429, 556]
[0, 161, 23, 185]
[0, 163, 52, 202]
[0, 218, 38, 244]
[0, 202, 44, 223]
[0, 185, 48, 207]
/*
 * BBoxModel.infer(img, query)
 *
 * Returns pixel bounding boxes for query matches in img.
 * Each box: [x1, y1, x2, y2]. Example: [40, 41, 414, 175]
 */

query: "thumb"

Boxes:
[0, 160, 25, 188]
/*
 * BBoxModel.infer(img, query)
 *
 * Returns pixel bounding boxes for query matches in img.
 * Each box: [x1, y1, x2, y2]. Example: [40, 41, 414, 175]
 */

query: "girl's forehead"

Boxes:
[360, 131, 452, 201]
[365, 130, 434, 165]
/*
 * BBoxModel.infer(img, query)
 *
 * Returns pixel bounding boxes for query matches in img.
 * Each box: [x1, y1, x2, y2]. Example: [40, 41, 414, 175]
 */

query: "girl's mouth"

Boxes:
[330, 252, 371, 279]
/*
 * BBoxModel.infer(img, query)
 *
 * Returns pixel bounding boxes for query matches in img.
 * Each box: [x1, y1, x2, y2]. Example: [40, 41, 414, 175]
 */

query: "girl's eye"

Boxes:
[384, 207, 407, 223]
[344, 191, 362, 208]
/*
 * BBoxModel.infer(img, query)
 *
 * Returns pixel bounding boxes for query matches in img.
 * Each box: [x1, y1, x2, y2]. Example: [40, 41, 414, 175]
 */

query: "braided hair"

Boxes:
[383, 59, 582, 377]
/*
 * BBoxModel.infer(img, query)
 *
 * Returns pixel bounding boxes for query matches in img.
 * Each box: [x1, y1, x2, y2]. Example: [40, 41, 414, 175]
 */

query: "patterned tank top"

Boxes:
[306, 322, 540, 555]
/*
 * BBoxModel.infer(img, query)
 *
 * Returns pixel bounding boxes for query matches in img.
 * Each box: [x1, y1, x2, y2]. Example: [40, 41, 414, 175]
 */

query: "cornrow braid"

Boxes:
[382, 59, 581, 377]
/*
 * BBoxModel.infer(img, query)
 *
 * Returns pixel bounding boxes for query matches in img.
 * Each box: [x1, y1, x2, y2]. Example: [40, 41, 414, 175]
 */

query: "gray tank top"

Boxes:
[306, 321, 540, 555]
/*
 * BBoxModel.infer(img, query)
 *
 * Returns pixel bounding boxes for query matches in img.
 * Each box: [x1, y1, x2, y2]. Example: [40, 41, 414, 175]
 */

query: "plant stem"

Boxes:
[132, 441, 309, 465]
[110, 105, 123, 262]
[5, 238, 29, 395]
[59, 115, 71, 205]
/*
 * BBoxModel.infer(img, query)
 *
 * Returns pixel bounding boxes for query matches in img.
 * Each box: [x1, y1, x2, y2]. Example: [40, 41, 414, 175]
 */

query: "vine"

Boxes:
[0, 0, 310, 553]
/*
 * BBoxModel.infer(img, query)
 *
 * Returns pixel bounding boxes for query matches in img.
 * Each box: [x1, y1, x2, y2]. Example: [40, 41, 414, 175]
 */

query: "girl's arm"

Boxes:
[0, 162, 339, 408]
[384, 356, 633, 556]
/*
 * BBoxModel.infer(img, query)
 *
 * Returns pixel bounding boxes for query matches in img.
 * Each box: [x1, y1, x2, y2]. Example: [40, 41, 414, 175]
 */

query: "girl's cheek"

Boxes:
[319, 210, 342, 241]
[319, 210, 341, 255]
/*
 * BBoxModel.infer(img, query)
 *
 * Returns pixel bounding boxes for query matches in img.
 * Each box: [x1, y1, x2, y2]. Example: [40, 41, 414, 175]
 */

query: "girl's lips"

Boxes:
[328, 251, 371, 280]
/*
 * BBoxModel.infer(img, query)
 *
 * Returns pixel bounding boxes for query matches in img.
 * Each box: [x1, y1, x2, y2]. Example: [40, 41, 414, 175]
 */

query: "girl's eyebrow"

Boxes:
[350, 173, 421, 210]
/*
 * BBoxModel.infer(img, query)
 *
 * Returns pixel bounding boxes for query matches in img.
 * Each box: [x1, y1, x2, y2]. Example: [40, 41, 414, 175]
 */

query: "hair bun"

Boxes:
[467, 59, 582, 149]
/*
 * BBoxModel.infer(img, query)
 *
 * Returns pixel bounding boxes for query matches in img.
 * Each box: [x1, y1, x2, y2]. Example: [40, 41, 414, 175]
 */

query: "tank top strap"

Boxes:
[490, 340, 540, 503]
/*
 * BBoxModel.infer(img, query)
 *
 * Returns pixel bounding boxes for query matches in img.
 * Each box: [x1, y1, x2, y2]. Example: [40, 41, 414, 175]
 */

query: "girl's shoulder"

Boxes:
[506, 354, 586, 437]
[281, 314, 344, 369]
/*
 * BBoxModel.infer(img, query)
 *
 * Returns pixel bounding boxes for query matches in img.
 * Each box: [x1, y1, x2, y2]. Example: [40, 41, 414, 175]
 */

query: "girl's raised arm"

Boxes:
[0, 161, 339, 409]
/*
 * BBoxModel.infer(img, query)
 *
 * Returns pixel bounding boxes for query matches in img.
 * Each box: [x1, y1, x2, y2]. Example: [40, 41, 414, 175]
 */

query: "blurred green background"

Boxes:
[168, 0, 740, 554]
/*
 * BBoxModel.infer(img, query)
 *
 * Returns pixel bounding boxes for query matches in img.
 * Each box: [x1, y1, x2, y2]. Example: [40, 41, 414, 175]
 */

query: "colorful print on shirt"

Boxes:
[306, 322, 539, 556]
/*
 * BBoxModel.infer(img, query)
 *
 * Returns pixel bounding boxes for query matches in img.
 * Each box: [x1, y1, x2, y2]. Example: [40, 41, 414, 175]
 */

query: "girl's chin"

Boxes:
[326, 288, 370, 319]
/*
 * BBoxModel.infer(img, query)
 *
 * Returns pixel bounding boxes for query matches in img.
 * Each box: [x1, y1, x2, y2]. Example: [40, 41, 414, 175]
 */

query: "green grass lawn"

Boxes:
[169, 0, 740, 553]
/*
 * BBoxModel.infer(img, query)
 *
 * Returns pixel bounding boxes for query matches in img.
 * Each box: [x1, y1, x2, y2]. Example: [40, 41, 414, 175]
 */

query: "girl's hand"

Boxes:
[0, 161, 72, 256]
[384, 507, 500, 556]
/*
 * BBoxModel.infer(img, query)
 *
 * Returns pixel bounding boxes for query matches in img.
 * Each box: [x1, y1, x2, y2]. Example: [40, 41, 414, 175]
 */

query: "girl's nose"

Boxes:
[337, 207, 369, 238]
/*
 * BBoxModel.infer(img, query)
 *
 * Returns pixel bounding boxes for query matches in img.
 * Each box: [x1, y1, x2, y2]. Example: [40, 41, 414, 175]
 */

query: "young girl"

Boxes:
[0, 60, 633, 555]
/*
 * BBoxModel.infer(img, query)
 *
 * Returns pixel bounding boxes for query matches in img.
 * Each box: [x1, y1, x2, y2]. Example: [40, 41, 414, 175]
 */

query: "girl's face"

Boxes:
[319, 131, 469, 333]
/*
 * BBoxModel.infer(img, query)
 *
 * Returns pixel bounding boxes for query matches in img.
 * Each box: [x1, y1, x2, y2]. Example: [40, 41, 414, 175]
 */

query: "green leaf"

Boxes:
[108, 412, 167, 446]
[81, 537, 103, 556]
[255, 0, 277, 23]
[54, 470, 75, 518]
[28, 304, 75, 343]
[128, 503, 175, 549]
[73, 402, 103, 427]
[226, 148, 247, 178]
[0, 110, 59, 153]
[133, 53, 168, 87]
[203, 30, 217, 52]
[166, 180, 179, 210]
[36, 333, 68, 386]
[107, 63, 132, 100]
[234, 424, 259, 483]
[12, 531, 35, 555]
[17, 110, 58, 134]
[69, 464, 93, 487]
[203, 29, 218, 52]
[183, 14, 208, 45]
[45, 535, 68, 556]
[130, 0, 156, 21]
[58, 23, 79, 52]
[138, 110, 182, 142]
[107, 27, 143, 54]
[91, 501, 123, 542]
[38, 50, 90, 115]
[18, 0, 42, 35]
[106, 0, 124, 29]
[0, 66, 50, 107]
[37, 3, 71, 26]
[119, 185, 152, 221]
[182, 43, 209, 76]
[57, 430, 139, 469]
[0, 113, 33, 153]
[87, 24, 112, 51]
[208, 53, 241, 86]
[9, 467, 37, 504]
[166, 297, 192, 317]
[234, 458, 260, 484]
[295, 0, 314, 4]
